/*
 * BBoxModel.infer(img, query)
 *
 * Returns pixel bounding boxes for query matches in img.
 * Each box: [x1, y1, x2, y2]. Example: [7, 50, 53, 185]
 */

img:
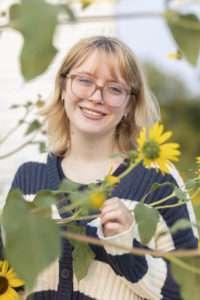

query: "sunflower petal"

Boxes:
[6, 267, 16, 279]
[108, 165, 114, 176]
[158, 131, 172, 143]
[8, 278, 25, 287]
[7, 286, 19, 298]
[1, 260, 8, 275]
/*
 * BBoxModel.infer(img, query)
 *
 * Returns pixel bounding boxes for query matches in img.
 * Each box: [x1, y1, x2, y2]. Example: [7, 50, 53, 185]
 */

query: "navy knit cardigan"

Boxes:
[2, 153, 198, 300]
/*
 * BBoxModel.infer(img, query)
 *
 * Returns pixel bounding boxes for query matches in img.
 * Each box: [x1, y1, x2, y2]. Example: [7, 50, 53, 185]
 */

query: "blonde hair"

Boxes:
[41, 36, 160, 155]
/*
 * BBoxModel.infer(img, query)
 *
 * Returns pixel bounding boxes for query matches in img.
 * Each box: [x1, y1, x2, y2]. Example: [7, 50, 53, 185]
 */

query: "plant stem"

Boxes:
[58, 202, 80, 214]
[60, 230, 200, 258]
[57, 214, 100, 225]
[168, 256, 200, 274]
[118, 160, 141, 180]
[147, 192, 176, 207]
[0, 130, 39, 159]
[0, 107, 29, 145]
[155, 201, 188, 210]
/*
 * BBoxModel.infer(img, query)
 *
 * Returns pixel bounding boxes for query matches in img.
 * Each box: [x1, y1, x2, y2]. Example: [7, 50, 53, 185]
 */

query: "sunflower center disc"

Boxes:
[0, 276, 8, 294]
[142, 140, 160, 159]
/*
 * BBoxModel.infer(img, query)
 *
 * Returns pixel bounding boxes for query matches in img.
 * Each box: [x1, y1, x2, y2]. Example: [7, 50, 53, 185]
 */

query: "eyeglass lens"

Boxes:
[71, 76, 127, 107]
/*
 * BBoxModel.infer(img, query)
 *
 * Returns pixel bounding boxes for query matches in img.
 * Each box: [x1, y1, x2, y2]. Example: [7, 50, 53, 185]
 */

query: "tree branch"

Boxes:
[60, 230, 200, 258]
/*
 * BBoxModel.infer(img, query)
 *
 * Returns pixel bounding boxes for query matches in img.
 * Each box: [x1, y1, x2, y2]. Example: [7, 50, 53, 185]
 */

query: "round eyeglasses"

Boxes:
[65, 74, 133, 107]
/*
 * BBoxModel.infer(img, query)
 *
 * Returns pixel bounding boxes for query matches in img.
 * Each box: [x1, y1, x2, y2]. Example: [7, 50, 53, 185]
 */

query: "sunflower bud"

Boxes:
[105, 175, 120, 187]
[88, 190, 106, 209]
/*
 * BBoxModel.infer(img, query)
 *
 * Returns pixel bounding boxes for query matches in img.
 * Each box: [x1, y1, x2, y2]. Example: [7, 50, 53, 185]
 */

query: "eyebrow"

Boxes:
[73, 71, 127, 86]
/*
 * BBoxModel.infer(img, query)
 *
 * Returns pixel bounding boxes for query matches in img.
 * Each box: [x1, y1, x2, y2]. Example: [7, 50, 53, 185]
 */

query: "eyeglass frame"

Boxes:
[63, 73, 135, 107]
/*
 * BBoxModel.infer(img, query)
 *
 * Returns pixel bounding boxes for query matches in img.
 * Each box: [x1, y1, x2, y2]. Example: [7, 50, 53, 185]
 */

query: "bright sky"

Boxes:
[117, 0, 200, 94]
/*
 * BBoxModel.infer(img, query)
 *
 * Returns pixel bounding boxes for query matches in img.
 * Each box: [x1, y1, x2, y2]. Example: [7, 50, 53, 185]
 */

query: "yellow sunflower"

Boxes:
[136, 122, 181, 175]
[0, 260, 24, 300]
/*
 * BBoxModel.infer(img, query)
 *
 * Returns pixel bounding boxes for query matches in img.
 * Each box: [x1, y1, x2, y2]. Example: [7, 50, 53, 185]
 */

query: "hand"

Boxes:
[100, 197, 134, 237]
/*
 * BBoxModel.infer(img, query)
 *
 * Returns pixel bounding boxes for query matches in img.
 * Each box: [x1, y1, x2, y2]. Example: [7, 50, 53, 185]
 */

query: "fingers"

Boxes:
[100, 197, 134, 237]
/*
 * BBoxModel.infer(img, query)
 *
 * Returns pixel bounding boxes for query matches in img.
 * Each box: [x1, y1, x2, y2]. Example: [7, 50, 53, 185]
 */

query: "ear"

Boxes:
[61, 89, 66, 101]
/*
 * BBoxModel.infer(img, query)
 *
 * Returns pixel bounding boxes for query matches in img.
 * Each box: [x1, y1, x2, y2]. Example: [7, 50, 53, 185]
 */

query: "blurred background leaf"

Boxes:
[144, 61, 200, 178]
[166, 12, 200, 66]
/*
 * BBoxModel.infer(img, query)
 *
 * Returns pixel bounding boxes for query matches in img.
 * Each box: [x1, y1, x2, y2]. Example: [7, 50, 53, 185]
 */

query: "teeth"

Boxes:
[82, 108, 103, 117]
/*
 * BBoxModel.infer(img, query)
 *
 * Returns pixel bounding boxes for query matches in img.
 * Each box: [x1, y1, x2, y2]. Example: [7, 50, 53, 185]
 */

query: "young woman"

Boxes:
[10, 36, 198, 299]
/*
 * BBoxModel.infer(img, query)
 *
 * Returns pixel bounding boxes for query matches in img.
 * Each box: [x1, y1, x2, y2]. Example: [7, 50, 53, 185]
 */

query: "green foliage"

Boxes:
[129, 150, 139, 162]
[67, 224, 95, 282]
[175, 188, 188, 202]
[185, 179, 198, 189]
[2, 189, 61, 290]
[9, 0, 75, 81]
[32, 190, 57, 217]
[166, 11, 200, 66]
[169, 218, 192, 234]
[25, 119, 41, 135]
[144, 62, 200, 177]
[141, 182, 176, 203]
[39, 141, 46, 153]
[134, 203, 159, 245]
[170, 257, 200, 300]
[59, 178, 81, 193]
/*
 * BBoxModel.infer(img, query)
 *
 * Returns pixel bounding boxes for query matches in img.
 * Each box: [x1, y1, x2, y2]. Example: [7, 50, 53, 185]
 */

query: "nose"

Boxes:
[88, 88, 104, 104]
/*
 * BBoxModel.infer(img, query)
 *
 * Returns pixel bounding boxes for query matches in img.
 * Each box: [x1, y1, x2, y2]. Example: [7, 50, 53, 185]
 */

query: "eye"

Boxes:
[76, 76, 93, 85]
[108, 85, 123, 95]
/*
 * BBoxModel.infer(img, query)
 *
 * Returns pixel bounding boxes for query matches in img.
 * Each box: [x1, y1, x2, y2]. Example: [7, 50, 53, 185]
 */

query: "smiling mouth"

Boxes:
[80, 107, 106, 117]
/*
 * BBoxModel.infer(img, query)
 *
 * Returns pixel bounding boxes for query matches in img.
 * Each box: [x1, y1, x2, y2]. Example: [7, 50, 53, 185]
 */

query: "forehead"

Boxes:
[72, 49, 125, 82]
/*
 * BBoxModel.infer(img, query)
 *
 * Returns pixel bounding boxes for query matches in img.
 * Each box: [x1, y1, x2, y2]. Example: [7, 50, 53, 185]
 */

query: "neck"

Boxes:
[67, 131, 118, 162]
[61, 130, 124, 184]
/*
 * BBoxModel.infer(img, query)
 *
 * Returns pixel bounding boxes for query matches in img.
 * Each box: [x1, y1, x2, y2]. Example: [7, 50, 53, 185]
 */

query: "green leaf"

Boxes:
[175, 188, 188, 201]
[67, 224, 95, 281]
[150, 182, 176, 194]
[69, 191, 88, 205]
[88, 183, 99, 190]
[59, 178, 80, 193]
[129, 150, 139, 161]
[76, 207, 89, 216]
[141, 182, 176, 203]
[2, 194, 61, 290]
[25, 120, 41, 135]
[19, 0, 58, 80]
[24, 101, 33, 108]
[9, 3, 21, 30]
[8, 1, 77, 81]
[166, 12, 200, 66]
[10, 104, 20, 109]
[185, 179, 197, 189]
[170, 257, 200, 300]
[134, 203, 159, 245]
[59, 4, 76, 22]
[39, 142, 46, 153]
[18, 119, 24, 125]
[33, 190, 56, 207]
[6, 188, 25, 203]
[169, 218, 192, 234]
[32, 190, 56, 217]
